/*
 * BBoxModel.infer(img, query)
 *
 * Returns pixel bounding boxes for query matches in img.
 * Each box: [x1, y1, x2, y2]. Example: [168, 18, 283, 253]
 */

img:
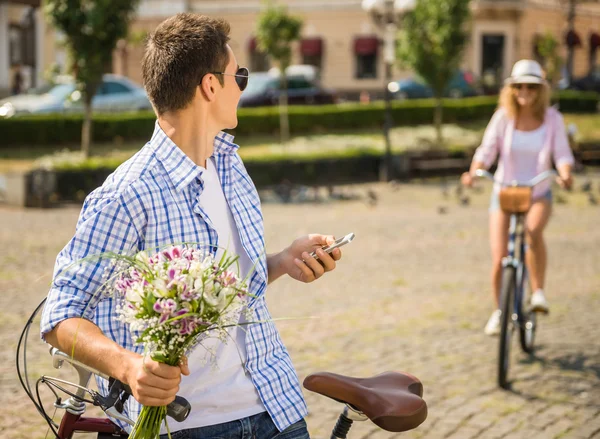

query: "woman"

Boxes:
[461, 60, 574, 335]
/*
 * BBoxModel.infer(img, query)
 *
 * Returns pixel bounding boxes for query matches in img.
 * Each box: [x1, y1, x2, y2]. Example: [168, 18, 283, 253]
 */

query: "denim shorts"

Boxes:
[159, 411, 309, 439]
[489, 189, 552, 212]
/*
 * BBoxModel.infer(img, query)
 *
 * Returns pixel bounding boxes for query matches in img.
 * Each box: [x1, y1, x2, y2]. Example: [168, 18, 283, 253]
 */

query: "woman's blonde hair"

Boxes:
[498, 82, 550, 121]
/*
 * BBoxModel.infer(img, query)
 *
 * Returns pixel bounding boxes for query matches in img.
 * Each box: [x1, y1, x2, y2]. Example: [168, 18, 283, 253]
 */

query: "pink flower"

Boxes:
[219, 270, 238, 287]
[153, 298, 178, 323]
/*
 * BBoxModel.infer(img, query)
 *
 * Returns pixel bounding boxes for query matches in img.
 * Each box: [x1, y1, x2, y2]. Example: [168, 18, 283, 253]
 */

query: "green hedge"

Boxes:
[551, 90, 599, 113]
[0, 91, 597, 147]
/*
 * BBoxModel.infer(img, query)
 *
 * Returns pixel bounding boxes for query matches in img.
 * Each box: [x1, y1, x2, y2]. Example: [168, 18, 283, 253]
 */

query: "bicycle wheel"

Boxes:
[518, 267, 537, 354]
[498, 266, 516, 389]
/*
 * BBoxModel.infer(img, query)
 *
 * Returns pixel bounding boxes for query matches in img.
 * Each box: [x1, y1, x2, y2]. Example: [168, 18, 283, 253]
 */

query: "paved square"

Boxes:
[1, 178, 598, 438]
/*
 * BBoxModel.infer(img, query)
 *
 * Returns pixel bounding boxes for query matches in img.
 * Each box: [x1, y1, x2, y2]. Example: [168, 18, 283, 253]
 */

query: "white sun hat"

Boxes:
[505, 59, 546, 85]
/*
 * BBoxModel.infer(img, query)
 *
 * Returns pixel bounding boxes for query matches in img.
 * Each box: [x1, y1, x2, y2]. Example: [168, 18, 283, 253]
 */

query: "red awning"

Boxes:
[300, 38, 323, 57]
[565, 30, 582, 48]
[353, 36, 379, 55]
[590, 32, 600, 49]
[248, 37, 258, 52]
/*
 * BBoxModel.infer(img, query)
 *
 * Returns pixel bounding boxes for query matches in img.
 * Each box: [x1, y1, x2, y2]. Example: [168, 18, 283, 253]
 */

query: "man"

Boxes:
[41, 13, 342, 439]
[11, 64, 24, 95]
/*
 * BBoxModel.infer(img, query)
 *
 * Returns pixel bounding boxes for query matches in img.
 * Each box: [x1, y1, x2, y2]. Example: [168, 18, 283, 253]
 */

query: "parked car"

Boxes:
[559, 69, 600, 93]
[239, 70, 337, 107]
[0, 74, 152, 118]
[387, 70, 479, 100]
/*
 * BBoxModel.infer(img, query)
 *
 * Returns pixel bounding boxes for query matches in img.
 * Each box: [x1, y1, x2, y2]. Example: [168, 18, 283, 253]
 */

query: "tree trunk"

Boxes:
[81, 98, 93, 159]
[434, 97, 443, 148]
[279, 74, 290, 144]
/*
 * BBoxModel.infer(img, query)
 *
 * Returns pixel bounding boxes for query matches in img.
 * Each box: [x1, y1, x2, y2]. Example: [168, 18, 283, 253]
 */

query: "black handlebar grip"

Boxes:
[166, 396, 191, 422]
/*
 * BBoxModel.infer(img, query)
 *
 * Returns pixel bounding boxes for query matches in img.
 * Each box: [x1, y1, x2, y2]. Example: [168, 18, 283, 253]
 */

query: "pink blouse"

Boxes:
[473, 106, 575, 198]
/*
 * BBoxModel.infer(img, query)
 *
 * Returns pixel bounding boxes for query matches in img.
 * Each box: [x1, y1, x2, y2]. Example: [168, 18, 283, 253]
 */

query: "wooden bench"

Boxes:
[411, 158, 470, 172]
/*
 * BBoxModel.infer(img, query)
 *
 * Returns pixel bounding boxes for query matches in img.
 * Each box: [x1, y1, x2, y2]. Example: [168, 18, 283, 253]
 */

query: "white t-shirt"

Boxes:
[165, 157, 265, 432]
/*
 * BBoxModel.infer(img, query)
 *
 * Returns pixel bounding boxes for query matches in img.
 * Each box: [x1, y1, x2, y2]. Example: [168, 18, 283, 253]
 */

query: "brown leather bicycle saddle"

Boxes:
[303, 371, 427, 432]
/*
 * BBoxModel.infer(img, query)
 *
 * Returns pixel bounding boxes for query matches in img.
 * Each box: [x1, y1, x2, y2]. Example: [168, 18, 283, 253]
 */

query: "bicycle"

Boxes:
[17, 299, 428, 438]
[474, 169, 558, 389]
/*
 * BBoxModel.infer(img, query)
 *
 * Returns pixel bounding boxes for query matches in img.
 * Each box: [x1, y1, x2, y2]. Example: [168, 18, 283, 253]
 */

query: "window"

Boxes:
[9, 25, 22, 65]
[303, 54, 322, 70]
[300, 38, 323, 70]
[250, 52, 270, 73]
[356, 54, 377, 79]
[353, 36, 379, 79]
[100, 81, 131, 95]
[248, 37, 270, 72]
[287, 77, 312, 90]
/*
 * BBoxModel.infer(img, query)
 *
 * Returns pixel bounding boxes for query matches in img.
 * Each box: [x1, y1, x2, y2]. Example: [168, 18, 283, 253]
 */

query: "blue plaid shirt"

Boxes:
[40, 122, 308, 432]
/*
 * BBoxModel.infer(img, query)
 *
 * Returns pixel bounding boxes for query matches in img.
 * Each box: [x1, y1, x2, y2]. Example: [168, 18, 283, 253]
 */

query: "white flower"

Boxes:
[152, 279, 169, 297]
[126, 283, 145, 303]
[135, 251, 150, 266]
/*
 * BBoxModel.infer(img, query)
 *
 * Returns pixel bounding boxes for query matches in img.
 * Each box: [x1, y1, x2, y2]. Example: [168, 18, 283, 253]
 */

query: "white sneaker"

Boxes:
[530, 289, 550, 314]
[484, 309, 502, 336]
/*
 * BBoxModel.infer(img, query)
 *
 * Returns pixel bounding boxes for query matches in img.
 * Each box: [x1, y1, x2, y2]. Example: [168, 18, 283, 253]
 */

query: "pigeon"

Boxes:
[441, 183, 449, 200]
[366, 189, 378, 207]
[389, 180, 400, 192]
[459, 195, 470, 206]
[555, 193, 567, 204]
[437, 206, 448, 215]
[455, 184, 464, 198]
[581, 180, 592, 192]
[589, 193, 598, 206]
[274, 179, 294, 203]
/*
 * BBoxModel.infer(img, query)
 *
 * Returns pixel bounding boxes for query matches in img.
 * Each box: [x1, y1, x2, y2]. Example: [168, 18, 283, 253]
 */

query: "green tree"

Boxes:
[256, 1, 303, 143]
[397, 0, 471, 147]
[45, 0, 140, 157]
[536, 32, 563, 88]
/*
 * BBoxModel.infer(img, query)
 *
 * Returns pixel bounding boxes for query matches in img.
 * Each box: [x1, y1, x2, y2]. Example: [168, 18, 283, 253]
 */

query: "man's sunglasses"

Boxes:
[511, 83, 540, 91]
[211, 67, 249, 91]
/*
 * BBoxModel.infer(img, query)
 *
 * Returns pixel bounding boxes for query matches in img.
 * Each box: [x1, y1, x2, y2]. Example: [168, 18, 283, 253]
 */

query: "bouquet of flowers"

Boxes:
[106, 245, 254, 439]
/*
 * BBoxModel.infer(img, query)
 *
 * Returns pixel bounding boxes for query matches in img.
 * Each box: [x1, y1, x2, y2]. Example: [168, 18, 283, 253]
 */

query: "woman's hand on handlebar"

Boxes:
[461, 172, 474, 188]
[556, 174, 573, 191]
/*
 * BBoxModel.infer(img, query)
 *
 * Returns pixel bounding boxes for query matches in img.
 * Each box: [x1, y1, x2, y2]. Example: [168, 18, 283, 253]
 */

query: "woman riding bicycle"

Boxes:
[461, 59, 575, 335]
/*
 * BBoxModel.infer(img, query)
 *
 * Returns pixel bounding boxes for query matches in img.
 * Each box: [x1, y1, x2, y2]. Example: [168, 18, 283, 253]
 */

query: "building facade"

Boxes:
[115, 0, 600, 98]
[2, 0, 600, 99]
[0, 0, 48, 98]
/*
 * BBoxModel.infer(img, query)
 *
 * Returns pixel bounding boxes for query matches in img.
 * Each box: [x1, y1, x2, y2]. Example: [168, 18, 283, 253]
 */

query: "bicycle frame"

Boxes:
[503, 212, 529, 328]
[58, 412, 123, 439]
[51, 348, 130, 439]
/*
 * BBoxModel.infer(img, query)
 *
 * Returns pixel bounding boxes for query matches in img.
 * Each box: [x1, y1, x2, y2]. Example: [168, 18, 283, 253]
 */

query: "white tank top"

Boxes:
[511, 123, 547, 184]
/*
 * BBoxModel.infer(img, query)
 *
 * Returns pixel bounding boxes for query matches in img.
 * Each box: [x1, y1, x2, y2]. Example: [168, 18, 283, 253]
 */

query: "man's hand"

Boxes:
[123, 353, 190, 406]
[269, 234, 342, 284]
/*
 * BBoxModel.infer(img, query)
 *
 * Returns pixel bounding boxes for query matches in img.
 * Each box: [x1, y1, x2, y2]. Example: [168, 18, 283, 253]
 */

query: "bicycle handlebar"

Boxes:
[474, 169, 558, 187]
[50, 347, 191, 424]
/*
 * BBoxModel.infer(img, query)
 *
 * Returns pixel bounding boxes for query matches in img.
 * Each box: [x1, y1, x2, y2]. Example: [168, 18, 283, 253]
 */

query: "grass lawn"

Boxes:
[0, 113, 598, 173]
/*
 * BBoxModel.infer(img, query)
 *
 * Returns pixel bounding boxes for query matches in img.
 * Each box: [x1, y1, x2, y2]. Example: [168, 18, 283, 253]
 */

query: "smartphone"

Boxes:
[308, 233, 355, 259]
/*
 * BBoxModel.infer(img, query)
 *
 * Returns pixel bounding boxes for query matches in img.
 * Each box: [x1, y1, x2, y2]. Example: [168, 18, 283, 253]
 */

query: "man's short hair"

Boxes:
[142, 13, 231, 115]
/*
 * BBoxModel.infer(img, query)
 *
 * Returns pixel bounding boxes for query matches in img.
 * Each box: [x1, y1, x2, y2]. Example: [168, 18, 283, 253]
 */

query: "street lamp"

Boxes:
[362, 0, 415, 182]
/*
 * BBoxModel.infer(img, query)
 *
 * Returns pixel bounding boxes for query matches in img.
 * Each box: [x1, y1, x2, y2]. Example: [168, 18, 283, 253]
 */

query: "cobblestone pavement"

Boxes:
[1, 177, 599, 439]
